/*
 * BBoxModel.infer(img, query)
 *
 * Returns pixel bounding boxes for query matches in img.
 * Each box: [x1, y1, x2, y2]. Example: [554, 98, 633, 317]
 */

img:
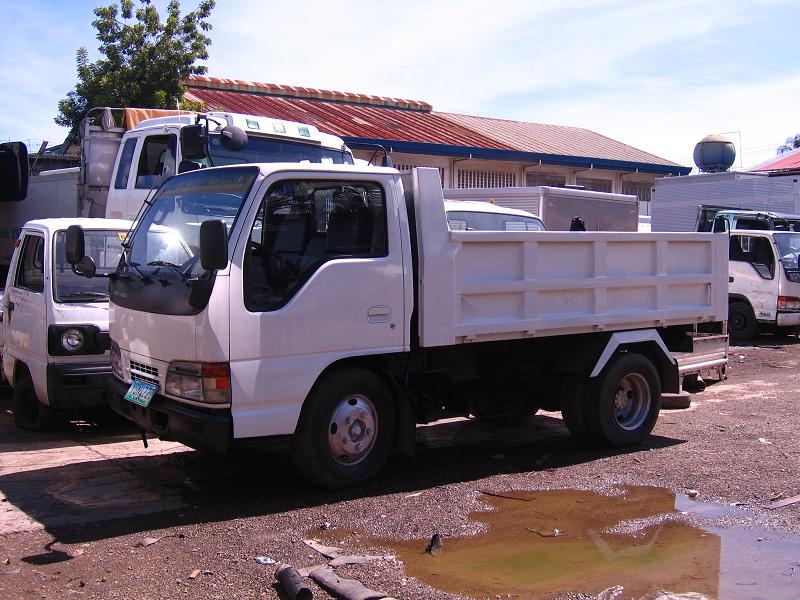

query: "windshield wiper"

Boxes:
[147, 261, 188, 279]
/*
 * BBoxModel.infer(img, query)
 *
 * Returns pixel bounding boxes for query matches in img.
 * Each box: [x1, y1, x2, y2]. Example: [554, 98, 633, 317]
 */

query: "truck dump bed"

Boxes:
[407, 169, 729, 347]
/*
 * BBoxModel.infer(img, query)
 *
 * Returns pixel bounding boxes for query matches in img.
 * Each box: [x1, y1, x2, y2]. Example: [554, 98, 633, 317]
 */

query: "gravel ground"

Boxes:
[0, 338, 799, 599]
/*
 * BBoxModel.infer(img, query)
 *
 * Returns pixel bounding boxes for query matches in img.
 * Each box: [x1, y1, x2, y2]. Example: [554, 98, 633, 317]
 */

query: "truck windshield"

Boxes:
[123, 166, 259, 276]
[447, 211, 546, 231]
[53, 230, 126, 302]
[207, 133, 354, 166]
[774, 233, 800, 271]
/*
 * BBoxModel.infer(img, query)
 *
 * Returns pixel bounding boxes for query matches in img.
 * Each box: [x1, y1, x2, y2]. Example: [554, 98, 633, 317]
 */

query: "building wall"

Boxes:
[353, 150, 656, 215]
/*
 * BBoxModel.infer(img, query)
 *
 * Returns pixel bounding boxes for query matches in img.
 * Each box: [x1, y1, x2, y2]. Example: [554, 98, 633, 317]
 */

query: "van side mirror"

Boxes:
[0, 142, 29, 202]
[199, 220, 228, 271]
[712, 215, 729, 233]
[180, 124, 208, 160]
[65, 225, 85, 264]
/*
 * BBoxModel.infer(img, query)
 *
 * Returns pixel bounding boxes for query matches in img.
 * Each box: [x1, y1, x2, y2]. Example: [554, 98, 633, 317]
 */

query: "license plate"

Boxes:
[123, 380, 158, 407]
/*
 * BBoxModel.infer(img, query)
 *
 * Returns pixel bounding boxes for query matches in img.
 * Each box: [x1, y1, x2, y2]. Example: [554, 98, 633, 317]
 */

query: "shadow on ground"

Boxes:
[0, 405, 684, 545]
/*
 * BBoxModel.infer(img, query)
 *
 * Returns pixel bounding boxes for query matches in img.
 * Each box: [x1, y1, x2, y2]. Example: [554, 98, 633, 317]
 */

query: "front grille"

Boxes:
[129, 360, 159, 389]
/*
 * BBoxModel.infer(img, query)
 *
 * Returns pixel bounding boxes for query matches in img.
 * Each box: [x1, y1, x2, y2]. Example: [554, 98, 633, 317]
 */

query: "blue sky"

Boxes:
[1, 0, 798, 168]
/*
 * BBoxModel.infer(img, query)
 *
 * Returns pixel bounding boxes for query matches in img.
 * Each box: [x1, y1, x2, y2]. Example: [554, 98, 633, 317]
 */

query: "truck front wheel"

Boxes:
[728, 301, 758, 340]
[12, 368, 55, 431]
[586, 353, 661, 447]
[291, 368, 395, 490]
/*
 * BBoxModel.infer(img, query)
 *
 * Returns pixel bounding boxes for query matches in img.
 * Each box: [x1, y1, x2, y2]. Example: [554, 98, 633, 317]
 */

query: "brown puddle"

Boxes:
[361, 487, 800, 599]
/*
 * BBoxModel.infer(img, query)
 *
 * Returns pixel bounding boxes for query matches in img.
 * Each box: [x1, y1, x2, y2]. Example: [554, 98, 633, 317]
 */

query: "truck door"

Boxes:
[4, 232, 48, 388]
[123, 133, 177, 220]
[228, 175, 406, 439]
[729, 234, 778, 321]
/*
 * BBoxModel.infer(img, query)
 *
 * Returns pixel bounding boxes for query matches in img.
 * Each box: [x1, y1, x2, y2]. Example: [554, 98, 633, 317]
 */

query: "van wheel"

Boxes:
[291, 369, 395, 490]
[13, 369, 55, 431]
[585, 353, 661, 447]
[729, 301, 758, 340]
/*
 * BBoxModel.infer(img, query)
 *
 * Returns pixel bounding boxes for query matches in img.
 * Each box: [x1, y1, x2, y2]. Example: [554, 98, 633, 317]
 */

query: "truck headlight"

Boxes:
[778, 296, 800, 311]
[110, 339, 123, 379]
[61, 328, 86, 353]
[165, 361, 230, 404]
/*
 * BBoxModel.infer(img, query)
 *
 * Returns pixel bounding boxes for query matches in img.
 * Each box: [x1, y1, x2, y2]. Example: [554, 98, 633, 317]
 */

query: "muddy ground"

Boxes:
[0, 338, 798, 599]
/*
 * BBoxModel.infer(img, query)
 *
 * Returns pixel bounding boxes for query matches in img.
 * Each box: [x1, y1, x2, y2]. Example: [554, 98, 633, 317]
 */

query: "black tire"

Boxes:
[12, 367, 55, 431]
[291, 368, 395, 490]
[560, 378, 595, 442]
[729, 301, 758, 340]
[585, 353, 661, 447]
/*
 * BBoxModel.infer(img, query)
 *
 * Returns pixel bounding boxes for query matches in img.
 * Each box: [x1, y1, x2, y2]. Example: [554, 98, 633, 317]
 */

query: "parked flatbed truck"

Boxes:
[68, 166, 729, 489]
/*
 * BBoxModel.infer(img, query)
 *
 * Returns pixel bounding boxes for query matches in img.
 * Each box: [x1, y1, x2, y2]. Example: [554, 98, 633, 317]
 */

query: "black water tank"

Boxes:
[693, 134, 736, 173]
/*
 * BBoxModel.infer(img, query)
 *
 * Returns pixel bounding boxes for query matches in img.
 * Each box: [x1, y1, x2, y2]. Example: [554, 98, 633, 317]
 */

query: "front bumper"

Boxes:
[108, 376, 231, 455]
[47, 362, 112, 409]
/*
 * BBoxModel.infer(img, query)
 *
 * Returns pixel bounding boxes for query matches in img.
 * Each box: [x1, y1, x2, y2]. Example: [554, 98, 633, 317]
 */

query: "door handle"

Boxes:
[729, 277, 734, 283]
[367, 305, 391, 323]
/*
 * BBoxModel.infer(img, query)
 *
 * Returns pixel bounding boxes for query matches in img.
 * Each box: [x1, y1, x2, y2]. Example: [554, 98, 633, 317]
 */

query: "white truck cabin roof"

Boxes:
[134, 111, 349, 153]
[23, 218, 133, 235]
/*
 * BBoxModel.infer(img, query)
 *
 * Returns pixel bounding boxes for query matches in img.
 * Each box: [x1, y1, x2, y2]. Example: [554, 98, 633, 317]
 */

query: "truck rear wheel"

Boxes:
[586, 353, 661, 447]
[291, 368, 395, 490]
[729, 301, 758, 340]
[12, 368, 55, 431]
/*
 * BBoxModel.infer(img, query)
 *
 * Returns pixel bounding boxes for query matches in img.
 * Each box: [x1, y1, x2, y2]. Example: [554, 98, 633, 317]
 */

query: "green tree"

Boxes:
[778, 133, 800, 154]
[56, 0, 214, 131]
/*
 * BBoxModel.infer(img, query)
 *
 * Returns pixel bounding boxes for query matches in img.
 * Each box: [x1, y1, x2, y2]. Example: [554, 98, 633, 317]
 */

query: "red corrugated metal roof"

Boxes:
[751, 147, 800, 173]
[184, 87, 513, 148]
[183, 76, 681, 168]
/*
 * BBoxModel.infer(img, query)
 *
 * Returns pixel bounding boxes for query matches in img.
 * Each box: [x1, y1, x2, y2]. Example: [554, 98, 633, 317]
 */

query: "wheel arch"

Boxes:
[589, 330, 679, 394]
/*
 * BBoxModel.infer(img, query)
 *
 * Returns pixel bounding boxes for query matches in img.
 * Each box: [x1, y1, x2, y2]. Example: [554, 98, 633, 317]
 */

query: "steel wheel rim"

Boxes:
[613, 373, 650, 431]
[327, 394, 378, 466]
[730, 310, 746, 333]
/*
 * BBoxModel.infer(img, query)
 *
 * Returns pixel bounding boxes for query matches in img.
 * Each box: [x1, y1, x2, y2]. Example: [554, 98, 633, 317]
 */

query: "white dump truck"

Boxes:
[1, 218, 129, 429]
[0, 108, 356, 283]
[67, 166, 728, 488]
[443, 185, 640, 231]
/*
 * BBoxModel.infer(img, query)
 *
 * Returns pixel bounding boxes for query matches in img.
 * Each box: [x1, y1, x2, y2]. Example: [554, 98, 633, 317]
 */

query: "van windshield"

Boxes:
[774, 233, 800, 270]
[123, 166, 259, 277]
[54, 230, 126, 302]
[207, 133, 354, 166]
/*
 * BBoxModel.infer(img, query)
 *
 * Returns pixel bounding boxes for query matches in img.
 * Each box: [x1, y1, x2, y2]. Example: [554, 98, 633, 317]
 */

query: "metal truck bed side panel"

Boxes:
[413, 169, 729, 347]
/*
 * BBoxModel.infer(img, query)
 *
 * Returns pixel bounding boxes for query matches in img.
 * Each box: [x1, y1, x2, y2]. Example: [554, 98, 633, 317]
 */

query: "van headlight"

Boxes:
[110, 339, 123, 379]
[61, 328, 86, 352]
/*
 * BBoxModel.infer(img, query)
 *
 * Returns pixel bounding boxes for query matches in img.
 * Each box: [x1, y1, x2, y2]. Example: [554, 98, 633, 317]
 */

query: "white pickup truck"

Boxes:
[1, 218, 129, 429]
[67, 166, 728, 488]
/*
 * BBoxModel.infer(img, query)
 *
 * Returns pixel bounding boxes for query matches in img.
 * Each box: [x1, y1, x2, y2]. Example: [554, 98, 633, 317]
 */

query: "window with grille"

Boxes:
[526, 173, 566, 187]
[457, 170, 516, 188]
[395, 164, 445, 186]
[576, 177, 612, 193]
[622, 182, 652, 203]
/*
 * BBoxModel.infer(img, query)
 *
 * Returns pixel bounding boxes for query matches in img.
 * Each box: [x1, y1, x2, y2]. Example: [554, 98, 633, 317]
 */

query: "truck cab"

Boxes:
[1, 218, 130, 429]
[728, 228, 800, 339]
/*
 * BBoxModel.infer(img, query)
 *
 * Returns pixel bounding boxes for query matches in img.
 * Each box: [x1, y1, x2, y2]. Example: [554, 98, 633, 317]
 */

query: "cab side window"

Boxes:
[244, 179, 387, 312]
[15, 235, 45, 293]
[135, 134, 177, 189]
[730, 235, 775, 279]
[114, 138, 138, 189]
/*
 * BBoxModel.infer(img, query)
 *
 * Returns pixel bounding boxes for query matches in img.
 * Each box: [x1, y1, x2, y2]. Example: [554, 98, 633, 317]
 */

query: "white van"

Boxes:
[728, 228, 800, 339]
[1, 218, 130, 429]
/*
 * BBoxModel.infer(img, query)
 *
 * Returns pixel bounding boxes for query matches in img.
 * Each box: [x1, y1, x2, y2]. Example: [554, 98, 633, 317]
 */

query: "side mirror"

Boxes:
[199, 220, 228, 271]
[220, 125, 247, 151]
[712, 215, 729, 232]
[180, 124, 208, 160]
[0, 142, 29, 202]
[74, 256, 97, 278]
[65, 225, 85, 265]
